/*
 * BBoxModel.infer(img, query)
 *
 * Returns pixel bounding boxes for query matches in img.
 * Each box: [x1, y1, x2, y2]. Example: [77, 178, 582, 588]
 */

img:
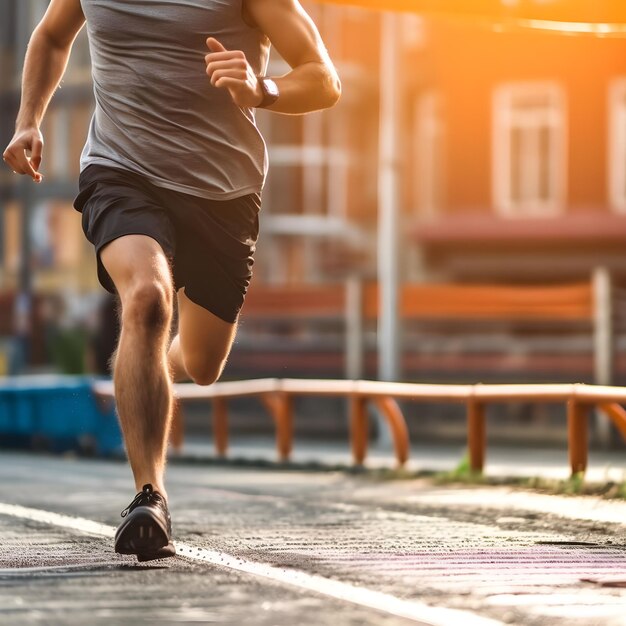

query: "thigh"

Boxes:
[177, 288, 238, 371]
[75, 165, 176, 297]
[100, 234, 174, 302]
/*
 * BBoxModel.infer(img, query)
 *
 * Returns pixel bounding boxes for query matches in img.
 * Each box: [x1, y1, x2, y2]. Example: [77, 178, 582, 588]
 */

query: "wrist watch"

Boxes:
[257, 77, 280, 108]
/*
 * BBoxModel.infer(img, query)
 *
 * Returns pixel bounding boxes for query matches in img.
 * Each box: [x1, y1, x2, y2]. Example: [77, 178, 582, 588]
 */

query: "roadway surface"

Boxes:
[1, 451, 626, 625]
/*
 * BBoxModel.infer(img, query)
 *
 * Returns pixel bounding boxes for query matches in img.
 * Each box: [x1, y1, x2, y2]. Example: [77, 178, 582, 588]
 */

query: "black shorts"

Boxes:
[73, 164, 260, 323]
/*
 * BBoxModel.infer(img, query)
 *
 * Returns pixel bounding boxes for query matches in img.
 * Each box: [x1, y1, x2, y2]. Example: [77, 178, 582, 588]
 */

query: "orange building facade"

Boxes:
[405, 17, 626, 282]
[2, 2, 626, 384]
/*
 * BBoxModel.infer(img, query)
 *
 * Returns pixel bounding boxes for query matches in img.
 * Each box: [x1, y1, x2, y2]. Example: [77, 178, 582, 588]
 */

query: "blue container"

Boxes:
[0, 375, 123, 455]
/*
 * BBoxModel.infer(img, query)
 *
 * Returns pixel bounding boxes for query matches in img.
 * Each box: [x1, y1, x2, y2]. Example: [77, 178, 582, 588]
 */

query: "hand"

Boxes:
[205, 37, 263, 108]
[2, 127, 44, 183]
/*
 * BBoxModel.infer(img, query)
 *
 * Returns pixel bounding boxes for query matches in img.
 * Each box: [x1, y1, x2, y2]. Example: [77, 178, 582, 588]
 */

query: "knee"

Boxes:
[122, 279, 173, 332]
[184, 355, 225, 387]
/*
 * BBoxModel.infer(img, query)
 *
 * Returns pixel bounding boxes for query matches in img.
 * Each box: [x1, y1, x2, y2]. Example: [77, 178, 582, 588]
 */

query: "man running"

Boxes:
[3, 0, 340, 561]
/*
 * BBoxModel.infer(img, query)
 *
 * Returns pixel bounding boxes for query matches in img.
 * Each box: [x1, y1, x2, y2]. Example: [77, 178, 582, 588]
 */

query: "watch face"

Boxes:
[264, 79, 279, 98]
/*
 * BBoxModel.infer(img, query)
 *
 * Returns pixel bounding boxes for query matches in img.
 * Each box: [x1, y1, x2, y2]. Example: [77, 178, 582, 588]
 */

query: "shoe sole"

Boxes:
[115, 508, 171, 558]
[136, 541, 177, 562]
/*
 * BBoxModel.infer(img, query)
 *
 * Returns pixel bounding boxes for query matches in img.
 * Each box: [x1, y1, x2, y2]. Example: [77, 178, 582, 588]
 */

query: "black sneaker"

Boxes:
[114, 484, 176, 561]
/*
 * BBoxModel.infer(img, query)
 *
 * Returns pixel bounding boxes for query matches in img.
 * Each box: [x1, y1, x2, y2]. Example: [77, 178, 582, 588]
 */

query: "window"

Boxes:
[492, 82, 567, 217]
[609, 79, 626, 212]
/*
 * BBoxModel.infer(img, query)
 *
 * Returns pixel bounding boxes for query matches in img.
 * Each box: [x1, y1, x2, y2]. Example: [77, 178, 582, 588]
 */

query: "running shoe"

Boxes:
[114, 484, 176, 561]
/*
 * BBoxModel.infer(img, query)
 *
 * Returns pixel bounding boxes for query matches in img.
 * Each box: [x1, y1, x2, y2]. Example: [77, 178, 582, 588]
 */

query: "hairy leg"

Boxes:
[100, 235, 174, 497]
[167, 334, 189, 383]
[168, 289, 238, 386]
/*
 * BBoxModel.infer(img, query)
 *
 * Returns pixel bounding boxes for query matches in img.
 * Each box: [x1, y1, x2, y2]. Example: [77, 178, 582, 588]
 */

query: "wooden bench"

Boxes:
[92, 378, 626, 477]
[239, 276, 612, 385]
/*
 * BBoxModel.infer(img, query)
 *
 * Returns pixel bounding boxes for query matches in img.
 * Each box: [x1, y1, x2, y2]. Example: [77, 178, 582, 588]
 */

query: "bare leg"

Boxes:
[100, 235, 174, 497]
[168, 334, 189, 383]
[166, 292, 238, 454]
[174, 288, 239, 386]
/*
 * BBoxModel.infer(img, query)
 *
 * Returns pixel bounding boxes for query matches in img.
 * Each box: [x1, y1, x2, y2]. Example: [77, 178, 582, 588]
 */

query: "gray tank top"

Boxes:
[79, 0, 270, 200]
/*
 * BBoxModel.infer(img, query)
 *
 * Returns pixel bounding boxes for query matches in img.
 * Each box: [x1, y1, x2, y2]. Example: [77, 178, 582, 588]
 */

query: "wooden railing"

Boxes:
[92, 378, 626, 477]
[91, 275, 625, 473]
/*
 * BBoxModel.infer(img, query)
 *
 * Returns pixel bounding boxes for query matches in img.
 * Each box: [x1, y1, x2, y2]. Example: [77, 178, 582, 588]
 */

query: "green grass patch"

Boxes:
[169, 450, 626, 500]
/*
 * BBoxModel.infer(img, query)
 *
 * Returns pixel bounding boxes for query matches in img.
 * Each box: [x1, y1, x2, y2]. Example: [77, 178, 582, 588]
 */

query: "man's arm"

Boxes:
[205, 0, 341, 114]
[2, 0, 85, 181]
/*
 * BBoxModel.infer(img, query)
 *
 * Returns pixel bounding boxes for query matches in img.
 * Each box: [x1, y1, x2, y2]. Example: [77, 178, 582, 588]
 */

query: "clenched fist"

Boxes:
[2, 127, 44, 183]
[205, 37, 263, 108]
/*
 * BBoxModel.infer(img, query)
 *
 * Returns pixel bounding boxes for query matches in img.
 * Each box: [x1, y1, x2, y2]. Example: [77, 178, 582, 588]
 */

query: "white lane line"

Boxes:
[174, 542, 503, 626]
[0, 563, 122, 575]
[0, 503, 114, 537]
[0, 502, 503, 626]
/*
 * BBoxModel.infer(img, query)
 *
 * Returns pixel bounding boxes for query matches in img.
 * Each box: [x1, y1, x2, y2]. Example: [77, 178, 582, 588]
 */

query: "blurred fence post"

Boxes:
[593, 266, 614, 448]
[375, 11, 403, 447]
[345, 275, 364, 380]
[377, 11, 402, 385]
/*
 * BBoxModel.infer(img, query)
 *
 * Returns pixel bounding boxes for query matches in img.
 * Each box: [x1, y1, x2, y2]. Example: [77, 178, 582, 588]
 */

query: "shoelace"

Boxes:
[121, 484, 157, 518]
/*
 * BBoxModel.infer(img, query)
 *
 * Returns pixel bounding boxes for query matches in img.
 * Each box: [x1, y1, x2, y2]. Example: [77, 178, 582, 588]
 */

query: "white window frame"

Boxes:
[609, 78, 626, 213]
[492, 82, 567, 217]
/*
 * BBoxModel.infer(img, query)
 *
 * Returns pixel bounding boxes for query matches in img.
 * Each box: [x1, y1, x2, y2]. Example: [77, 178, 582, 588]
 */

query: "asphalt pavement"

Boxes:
[1, 451, 626, 626]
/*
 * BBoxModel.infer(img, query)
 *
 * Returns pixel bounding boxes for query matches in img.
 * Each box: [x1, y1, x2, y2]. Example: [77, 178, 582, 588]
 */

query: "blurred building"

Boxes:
[240, 11, 626, 394]
[1, 0, 96, 371]
[1, 3, 626, 400]
[0, 2, 379, 371]
[406, 17, 626, 284]
[1, 0, 94, 291]
[251, 4, 378, 284]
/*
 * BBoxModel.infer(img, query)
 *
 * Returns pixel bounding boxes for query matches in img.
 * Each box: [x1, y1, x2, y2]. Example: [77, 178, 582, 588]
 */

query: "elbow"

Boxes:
[34, 20, 78, 52]
[322, 71, 341, 109]
[328, 76, 342, 107]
